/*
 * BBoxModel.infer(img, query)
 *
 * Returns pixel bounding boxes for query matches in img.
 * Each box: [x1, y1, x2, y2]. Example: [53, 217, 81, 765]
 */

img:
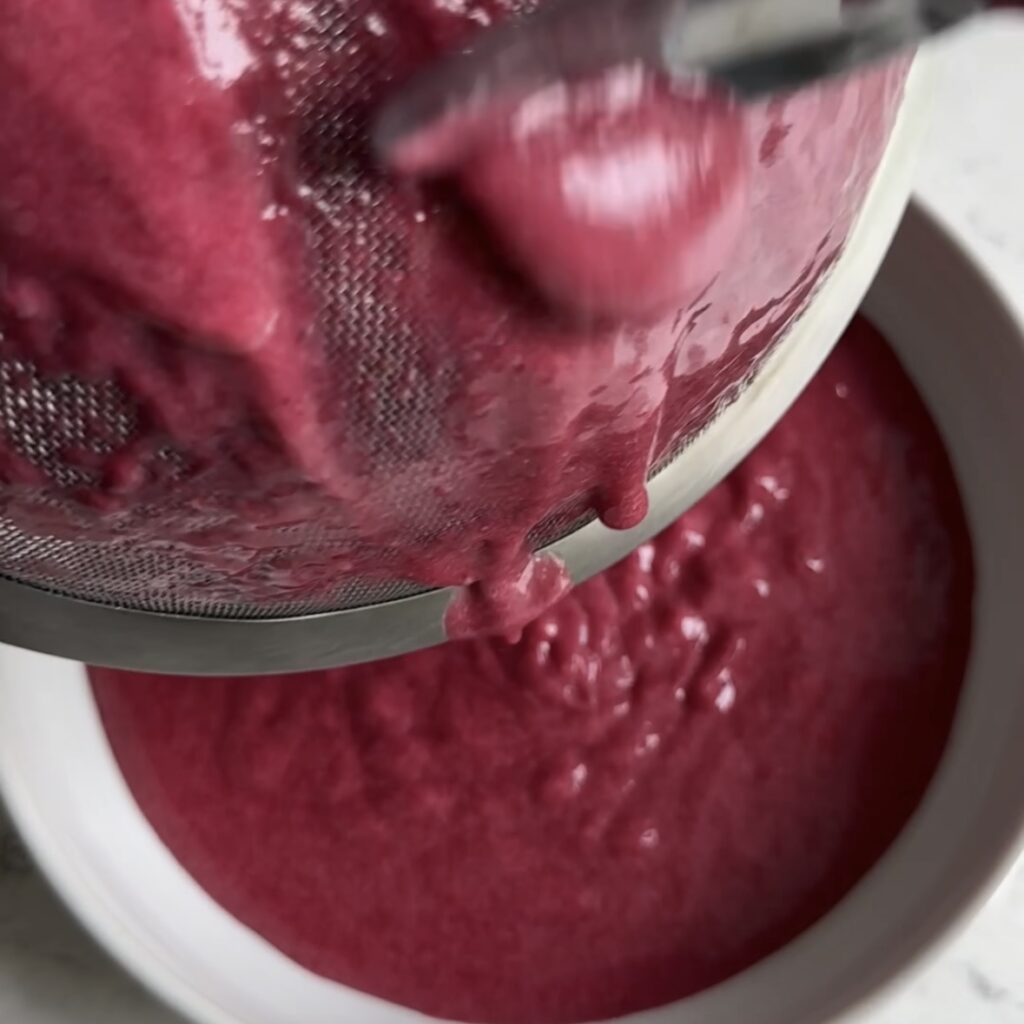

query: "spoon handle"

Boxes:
[375, 0, 985, 170]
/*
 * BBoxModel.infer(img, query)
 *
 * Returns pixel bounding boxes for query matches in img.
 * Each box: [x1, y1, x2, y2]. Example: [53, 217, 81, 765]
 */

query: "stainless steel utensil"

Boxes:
[375, 0, 981, 167]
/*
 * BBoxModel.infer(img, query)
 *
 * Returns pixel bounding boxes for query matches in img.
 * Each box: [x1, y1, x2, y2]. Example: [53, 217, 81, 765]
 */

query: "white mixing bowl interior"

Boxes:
[2, 204, 1024, 1024]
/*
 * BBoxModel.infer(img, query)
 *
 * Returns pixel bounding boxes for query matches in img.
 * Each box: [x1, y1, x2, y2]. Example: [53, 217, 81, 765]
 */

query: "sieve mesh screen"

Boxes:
[0, 2, 908, 620]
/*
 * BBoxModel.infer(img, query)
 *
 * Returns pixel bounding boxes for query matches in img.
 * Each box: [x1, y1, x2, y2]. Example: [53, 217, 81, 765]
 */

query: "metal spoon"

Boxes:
[375, 0, 982, 169]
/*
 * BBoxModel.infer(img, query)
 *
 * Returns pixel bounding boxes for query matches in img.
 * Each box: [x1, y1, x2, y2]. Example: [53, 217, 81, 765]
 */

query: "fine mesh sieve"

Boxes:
[0, 1, 923, 674]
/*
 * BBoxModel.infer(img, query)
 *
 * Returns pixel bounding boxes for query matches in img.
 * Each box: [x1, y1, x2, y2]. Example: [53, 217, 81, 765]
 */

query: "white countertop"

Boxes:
[2, 17, 1024, 1024]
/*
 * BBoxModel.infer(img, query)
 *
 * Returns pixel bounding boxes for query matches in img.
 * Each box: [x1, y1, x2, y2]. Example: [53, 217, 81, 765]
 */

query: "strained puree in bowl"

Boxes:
[92, 317, 973, 1024]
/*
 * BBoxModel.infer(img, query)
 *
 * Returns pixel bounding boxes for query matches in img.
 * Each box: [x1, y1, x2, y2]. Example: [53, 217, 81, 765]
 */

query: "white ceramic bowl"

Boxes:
[2, 201, 1024, 1024]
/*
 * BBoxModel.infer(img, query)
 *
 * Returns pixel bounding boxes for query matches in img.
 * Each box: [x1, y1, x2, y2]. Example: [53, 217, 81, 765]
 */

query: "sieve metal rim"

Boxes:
[0, 56, 932, 676]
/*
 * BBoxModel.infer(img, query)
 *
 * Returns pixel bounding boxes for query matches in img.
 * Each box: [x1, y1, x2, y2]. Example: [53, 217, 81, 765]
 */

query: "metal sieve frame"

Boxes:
[0, 56, 934, 676]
